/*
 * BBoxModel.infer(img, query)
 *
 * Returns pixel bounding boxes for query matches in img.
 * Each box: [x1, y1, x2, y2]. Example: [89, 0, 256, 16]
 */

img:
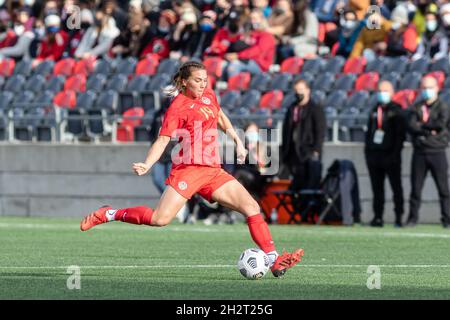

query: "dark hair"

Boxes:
[164, 61, 206, 97]
[293, 78, 310, 89]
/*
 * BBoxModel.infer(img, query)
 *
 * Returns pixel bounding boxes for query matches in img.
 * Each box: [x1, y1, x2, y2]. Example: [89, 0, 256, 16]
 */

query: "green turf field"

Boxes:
[0, 216, 449, 300]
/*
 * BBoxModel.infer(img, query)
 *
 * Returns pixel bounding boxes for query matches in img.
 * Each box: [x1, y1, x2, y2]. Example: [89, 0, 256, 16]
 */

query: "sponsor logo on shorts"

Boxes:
[178, 181, 188, 190]
[202, 97, 211, 105]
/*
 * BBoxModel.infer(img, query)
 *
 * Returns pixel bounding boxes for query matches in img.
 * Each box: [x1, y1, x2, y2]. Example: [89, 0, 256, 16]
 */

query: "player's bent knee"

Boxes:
[241, 200, 261, 217]
[151, 216, 171, 227]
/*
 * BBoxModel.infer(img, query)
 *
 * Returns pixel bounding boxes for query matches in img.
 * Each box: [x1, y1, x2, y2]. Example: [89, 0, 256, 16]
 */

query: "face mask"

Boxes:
[158, 26, 170, 34]
[24, 0, 35, 6]
[252, 22, 261, 30]
[443, 14, 450, 27]
[14, 24, 25, 36]
[246, 132, 259, 143]
[422, 89, 436, 100]
[203, 0, 215, 3]
[377, 92, 391, 105]
[228, 20, 239, 33]
[47, 26, 60, 33]
[296, 93, 305, 104]
[426, 20, 438, 32]
[81, 22, 91, 30]
[45, 9, 59, 16]
[200, 23, 214, 32]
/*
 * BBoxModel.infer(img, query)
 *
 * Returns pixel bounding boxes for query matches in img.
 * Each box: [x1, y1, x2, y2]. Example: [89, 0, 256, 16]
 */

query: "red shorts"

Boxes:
[165, 165, 236, 201]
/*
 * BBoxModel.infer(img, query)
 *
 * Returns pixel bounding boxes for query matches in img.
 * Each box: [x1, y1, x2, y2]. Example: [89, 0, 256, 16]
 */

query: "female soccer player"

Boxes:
[80, 61, 303, 277]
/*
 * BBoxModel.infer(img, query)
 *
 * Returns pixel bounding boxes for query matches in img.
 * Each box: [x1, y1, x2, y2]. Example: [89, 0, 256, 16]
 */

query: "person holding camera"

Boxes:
[281, 79, 326, 191]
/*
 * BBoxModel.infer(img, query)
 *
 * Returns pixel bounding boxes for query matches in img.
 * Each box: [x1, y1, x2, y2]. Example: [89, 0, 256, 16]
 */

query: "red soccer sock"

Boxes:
[114, 206, 154, 226]
[247, 214, 276, 253]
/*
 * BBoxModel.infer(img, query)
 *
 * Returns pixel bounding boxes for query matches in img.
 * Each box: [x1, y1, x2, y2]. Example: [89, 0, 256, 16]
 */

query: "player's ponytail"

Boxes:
[163, 61, 206, 98]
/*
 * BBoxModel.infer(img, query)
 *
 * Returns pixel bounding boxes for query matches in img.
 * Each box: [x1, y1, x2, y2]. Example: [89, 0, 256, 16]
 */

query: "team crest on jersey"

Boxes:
[202, 97, 211, 105]
[178, 181, 188, 190]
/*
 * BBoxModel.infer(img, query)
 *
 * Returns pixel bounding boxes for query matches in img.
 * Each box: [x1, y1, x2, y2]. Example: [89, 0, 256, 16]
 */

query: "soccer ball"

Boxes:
[237, 248, 270, 280]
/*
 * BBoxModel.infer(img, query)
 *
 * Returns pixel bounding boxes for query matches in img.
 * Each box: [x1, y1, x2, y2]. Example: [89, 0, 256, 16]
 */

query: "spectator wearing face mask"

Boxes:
[66, 9, 94, 58]
[224, 9, 275, 78]
[327, 8, 365, 58]
[74, 9, 120, 60]
[204, 13, 244, 58]
[412, 10, 448, 61]
[440, 3, 450, 40]
[189, 10, 218, 60]
[412, 0, 437, 38]
[0, 6, 35, 59]
[386, 4, 418, 57]
[139, 9, 176, 60]
[33, 14, 68, 65]
[251, 0, 272, 18]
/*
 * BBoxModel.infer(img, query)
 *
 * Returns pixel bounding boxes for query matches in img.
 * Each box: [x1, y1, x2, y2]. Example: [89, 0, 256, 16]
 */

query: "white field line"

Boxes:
[1, 222, 450, 239]
[0, 265, 450, 270]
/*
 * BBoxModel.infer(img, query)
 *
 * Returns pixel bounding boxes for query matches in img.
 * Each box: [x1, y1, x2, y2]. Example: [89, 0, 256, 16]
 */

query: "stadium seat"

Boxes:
[117, 107, 145, 142]
[0, 75, 4, 89]
[25, 107, 46, 127]
[333, 74, 356, 91]
[64, 74, 86, 92]
[408, 57, 430, 74]
[73, 57, 96, 76]
[203, 56, 224, 79]
[106, 74, 128, 91]
[13, 59, 32, 77]
[238, 89, 261, 110]
[134, 125, 152, 142]
[444, 77, 450, 89]
[14, 125, 33, 141]
[36, 125, 54, 141]
[259, 90, 283, 110]
[4, 74, 26, 93]
[344, 90, 369, 109]
[95, 90, 119, 113]
[227, 72, 251, 91]
[430, 57, 450, 74]
[398, 72, 421, 90]
[126, 75, 150, 91]
[86, 74, 107, 92]
[270, 73, 292, 92]
[393, 89, 417, 109]
[220, 90, 241, 111]
[24, 74, 46, 93]
[93, 59, 113, 74]
[340, 107, 360, 127]
[365, 56, 387, 74]
[53, 58, 75, 76]
[135, 54, 159, 76]
[355, 72, 380, 91]
[0, 91, 14, 110]
[33, 60, 54, 77]
[424, 71, 446, 89]
[157, 58, 180, 75]
[66, 108, 86, 138]
[87, 109, 109, 139]
[33, 90, 54, 109]
[53, 90, 77, 109]
[280, 56, 304, 74]
[311, 72, 335, 92]
[385, 56, 409, 74]
[349, 125, 367, 142]
[115, 57, 137, 75]
[294, 72, 314, 85]
[140, 91, 159, 113]
[302, 58, 325, 75]
[323, 56, 346, 75]
[45, 75, 65, 93]
[12, 90, 35, 109]
[439, 91, 450, 105]
[324, 90, 347, 110]
[380, 72, 401, 91]
[311, 90, 326, 106]
[0, 58, 15, 76]
[76, 91, 97, 110]
[281, 92, 297, 110]
[343, 57, 366, 74]
[249, 72, 271, 92]
[147, 73, 171, 91]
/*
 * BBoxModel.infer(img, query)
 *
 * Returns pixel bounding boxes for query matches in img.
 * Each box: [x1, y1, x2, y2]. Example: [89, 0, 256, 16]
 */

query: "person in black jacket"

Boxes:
[407, 76, 450, 228]
[365, 80, 406, 227]
[281, 79, 326, 191]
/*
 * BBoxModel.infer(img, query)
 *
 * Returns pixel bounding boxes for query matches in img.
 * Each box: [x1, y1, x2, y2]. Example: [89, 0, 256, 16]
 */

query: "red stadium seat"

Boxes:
[53, 90, 76, 109]
[135, 54, 159, 76]
[64, 74, 86, 92]
[343, 57, 367, 74]
[0, 58, 15, 77]
[207, 75, 216, 90]
[424, 71, 446, 89]
[393, 89, 417, 109]
[355, 72, 380, 91]
[73, 57, 96, 76]
[117, 107, 145, 142]
[259, 90, 284, 110]
[203, 57, 224, 79]
[53, 58, 76, 76]
[227, 72, 251, 91]
[280, 56, 304, 74]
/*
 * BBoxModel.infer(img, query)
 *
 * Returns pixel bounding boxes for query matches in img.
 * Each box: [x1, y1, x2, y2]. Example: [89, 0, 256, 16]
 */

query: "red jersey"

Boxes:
[159, 88, 221, 169]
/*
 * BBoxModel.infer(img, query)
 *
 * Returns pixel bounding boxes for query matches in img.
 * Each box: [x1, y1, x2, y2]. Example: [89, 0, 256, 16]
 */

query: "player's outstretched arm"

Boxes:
[217, 109, 247, 163]
[133, 135, 171, 176]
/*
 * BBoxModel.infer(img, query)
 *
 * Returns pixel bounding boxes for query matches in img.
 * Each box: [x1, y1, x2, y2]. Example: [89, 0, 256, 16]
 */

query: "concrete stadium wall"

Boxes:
[0, 142, 446, 224]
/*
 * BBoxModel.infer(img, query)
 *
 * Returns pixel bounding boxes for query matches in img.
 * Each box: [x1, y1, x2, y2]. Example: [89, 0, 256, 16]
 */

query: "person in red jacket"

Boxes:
[34, 15, 69, 65]
[224, 9, 275, 78]
[204, 16, 243, 58]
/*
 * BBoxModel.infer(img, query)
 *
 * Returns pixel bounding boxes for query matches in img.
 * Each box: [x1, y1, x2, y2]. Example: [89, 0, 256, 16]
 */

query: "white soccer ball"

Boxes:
[237, 248, 270, 280]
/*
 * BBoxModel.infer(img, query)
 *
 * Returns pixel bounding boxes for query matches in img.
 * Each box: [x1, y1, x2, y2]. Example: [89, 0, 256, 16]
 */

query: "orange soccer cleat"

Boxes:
[271, 249, 304, 277]
[80, 205, 112, 231]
